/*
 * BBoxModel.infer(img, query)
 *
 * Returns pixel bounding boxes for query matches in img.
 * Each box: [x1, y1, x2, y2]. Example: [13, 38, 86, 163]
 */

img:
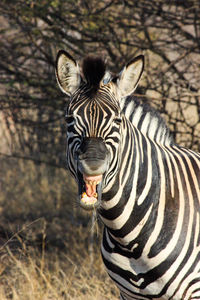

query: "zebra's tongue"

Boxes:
[84, 174, 102, 197]
[85, 183, 97, 197]
[80, 174, 103, 209]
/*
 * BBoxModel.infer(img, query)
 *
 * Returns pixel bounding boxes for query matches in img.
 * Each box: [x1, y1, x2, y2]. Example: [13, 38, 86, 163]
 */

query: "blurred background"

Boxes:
[0, 0, 199, 299]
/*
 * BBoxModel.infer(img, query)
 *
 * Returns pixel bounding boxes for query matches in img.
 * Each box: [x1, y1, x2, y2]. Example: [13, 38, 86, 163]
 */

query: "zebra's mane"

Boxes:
[122, 97, 173, 145]
[82, 56, 106, 87]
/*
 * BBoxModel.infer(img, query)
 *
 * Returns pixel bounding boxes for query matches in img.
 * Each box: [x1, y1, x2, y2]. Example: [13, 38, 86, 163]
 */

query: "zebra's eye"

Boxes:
[114, 117, 122, 125]
[65, 115, 75, 124]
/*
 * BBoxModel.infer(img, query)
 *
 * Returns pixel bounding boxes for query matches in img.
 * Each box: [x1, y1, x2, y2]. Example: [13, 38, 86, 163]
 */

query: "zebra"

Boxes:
[55, 50, 200, 299]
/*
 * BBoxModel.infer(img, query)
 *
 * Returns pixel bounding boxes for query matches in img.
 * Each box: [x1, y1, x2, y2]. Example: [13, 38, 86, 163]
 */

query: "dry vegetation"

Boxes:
[0, 158, 119, 299]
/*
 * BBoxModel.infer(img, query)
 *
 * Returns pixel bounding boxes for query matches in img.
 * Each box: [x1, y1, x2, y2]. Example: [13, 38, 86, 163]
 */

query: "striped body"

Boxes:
[55, 51, 200, 299]
[101, 99, 200, 299]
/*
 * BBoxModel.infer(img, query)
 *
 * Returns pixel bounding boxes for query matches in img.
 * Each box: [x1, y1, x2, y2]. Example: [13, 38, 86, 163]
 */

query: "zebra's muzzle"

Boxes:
[76, 137, 109, 210]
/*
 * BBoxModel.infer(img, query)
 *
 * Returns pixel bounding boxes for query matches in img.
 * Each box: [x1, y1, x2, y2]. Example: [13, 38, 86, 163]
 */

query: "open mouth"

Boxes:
[78, 173, 103, 210]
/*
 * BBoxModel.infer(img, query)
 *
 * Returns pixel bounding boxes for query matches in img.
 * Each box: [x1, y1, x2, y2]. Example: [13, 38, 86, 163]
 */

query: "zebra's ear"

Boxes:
[117, 55, 144, 97]
[55, 50, 81, 96]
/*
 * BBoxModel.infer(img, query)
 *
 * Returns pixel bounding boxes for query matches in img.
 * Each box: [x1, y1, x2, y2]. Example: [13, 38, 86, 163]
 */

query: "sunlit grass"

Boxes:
[0, 158, 119, 299]
[0, 241, 118, 300]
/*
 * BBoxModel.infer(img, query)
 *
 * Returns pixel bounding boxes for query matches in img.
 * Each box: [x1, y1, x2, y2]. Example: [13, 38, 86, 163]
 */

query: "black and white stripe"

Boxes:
[55, 51, 200, 299]
[100, 100, 200, 299]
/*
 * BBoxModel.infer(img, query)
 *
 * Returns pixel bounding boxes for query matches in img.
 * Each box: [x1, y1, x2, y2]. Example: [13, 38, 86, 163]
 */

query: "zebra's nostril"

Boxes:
[78, 137, 109, 162]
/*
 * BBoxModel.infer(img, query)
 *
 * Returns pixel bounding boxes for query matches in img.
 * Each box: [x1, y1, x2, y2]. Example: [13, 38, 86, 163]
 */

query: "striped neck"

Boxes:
[99, 114, 163, 247]
[121, 97, 173, 146]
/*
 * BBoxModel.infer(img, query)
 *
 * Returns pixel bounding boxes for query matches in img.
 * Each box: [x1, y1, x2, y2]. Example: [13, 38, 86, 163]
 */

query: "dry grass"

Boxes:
[0, 158, 119, 300]
[0, 235, 119, 300]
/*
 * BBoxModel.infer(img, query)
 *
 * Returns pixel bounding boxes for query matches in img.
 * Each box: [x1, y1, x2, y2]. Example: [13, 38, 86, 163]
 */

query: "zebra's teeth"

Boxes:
[83, 175, 102, 191]
[84, 179, 100, 186]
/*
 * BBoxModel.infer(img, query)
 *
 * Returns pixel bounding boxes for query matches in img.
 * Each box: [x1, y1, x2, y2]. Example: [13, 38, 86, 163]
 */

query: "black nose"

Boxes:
[78, 137, 107, 160]
[77, 137, 109, 175]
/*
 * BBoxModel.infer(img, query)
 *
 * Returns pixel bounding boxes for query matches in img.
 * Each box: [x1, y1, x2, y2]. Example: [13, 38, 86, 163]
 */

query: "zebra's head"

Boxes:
[56, 50, 144, 210]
